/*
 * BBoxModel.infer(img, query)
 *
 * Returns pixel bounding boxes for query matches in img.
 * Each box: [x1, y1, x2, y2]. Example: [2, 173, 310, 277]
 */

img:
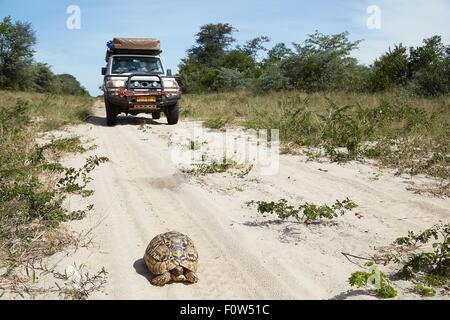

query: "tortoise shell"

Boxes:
[144, 231, 198, 275]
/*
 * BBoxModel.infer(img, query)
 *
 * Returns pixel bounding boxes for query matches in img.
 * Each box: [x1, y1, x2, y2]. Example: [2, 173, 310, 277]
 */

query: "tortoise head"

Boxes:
[170, 266, 186, 282]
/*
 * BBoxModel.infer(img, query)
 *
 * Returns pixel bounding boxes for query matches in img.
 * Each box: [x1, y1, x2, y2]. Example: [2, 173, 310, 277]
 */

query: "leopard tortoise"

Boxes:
[144, 231, 199, 286]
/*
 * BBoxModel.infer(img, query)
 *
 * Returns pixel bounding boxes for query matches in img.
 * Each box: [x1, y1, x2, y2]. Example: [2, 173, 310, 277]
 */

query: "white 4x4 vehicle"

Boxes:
[101, 38, 181, 126]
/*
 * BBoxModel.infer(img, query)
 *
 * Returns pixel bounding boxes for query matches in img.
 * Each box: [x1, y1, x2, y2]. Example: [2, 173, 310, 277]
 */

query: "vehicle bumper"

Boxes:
[105, 89, 181, 113]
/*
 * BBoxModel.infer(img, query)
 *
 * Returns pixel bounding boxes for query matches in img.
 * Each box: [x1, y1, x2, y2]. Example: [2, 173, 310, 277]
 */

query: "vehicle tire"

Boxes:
[165, 102, 179, 125]
[105, 100, 118, 126]
[152, 112, 161, 120]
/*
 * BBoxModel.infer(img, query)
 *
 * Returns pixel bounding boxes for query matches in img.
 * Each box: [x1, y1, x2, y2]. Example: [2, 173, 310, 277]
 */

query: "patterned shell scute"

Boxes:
[144, 231, 198, 275]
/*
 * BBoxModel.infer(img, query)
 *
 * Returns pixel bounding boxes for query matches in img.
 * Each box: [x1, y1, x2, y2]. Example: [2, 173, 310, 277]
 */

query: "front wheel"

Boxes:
[105, 100, 118, 126]
[152, 112, 161, 120]
[165, 102, 179, 125]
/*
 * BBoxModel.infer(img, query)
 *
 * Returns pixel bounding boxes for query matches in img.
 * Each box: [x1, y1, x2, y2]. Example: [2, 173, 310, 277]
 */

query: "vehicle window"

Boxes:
[112, 57, 164, 74]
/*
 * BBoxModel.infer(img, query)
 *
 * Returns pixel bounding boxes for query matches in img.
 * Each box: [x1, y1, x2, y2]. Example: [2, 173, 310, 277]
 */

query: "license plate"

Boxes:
[136, 96, 156, 103]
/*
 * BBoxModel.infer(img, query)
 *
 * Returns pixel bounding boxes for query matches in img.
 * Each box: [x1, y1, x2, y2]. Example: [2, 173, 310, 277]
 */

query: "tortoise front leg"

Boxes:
[151, 272, 171, 286]
[185, 271, 199, 284]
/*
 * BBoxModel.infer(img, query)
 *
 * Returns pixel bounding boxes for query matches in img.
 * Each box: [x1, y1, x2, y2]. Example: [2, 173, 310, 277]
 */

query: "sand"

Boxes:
[17, 101, 449, 300]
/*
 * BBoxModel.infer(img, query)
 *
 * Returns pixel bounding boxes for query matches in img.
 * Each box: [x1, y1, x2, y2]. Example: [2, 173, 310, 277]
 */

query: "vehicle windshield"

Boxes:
[112, 56, 164, 74]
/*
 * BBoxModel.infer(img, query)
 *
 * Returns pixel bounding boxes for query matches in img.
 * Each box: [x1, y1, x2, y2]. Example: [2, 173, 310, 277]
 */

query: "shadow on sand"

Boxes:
[242, 218, 338, 244]
[330, 289, 376, 300]
[133, 258, 155, 283]
[87, 115, 165, 127]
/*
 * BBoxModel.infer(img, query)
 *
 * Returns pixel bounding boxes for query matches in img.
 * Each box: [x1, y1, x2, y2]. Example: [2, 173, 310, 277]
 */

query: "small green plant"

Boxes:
[237, 164, 253, 178]
[320, 100, 369, 161]
[56, 264, 108, 300]
[411, 284, 436, 297]
[204, 117, 226, 129]
[22, 261, 108, 300]
[347, 224, 449, 298]
[28, 137, 97, 176]
[57, 156, 109, 195]
[423, 274, 449, 288]
[183, 153, 253, 177]
[185, 158, 236, 175]
[383, 224, 449, 282]
[66, 204, 95, 221]
[247, 197, 357, 224]
[45, 137, 87, 154]
[186, 139, 207, 151]
[348, 262, 397, 299]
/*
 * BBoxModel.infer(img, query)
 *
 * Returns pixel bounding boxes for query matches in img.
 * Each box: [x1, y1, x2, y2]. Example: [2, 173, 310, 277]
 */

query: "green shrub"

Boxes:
[212, 67, 246, 91]
[254, 66, 291, 92]
[204, 117, 227, 129]
[247, 197, 357, 224]
[411, 284, 436, 297]
[348, 224, 449, 299]
[348, 263, 398, 299]
[391, 224, 449, 281]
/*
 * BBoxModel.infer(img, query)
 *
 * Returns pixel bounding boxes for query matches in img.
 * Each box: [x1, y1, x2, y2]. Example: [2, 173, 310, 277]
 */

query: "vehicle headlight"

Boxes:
[163, 78, 179, 91]
[106, 80, 126, 88]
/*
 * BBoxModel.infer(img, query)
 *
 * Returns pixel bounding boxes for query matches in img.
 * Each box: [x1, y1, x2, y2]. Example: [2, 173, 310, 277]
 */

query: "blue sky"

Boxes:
[1, 0, 449, 95]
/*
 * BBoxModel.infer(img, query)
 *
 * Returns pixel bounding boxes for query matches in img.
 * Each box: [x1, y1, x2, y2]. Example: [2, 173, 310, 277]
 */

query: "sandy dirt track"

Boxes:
[45, 101, 448, 300]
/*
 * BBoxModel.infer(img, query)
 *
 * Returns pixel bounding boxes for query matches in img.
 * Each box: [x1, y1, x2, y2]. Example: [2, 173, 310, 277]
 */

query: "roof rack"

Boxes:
[105, 38, 162, 62]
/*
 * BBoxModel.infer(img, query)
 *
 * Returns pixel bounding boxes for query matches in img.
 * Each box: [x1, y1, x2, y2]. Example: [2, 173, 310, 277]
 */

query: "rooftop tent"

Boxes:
[105, 38, 162, 61]
[113, 38, 160, 51]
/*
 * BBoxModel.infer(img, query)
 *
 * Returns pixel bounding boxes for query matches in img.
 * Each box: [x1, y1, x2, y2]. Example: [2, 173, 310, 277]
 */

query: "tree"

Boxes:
[255, 65, 291, 92]
[0, 16, 37, 89]
[178, 57, 219, 93]
[296, 30, 362, 57]
[409, 36, 446, 74]
[179, 24, 449, 95]
[55, 74, 89, 96]
[408, 36, 449, 96]
[369, 36, 449, 96]
[32, 63, 56, 93]
[282, 31, 364, 91]
[188, 23, 236, 66]
[212, 67, 246, 91]
[242, 36, 270, 59]
[218, 50, 257, 74]
[265, 43, 293, 63]
[369, 44, 409, 91]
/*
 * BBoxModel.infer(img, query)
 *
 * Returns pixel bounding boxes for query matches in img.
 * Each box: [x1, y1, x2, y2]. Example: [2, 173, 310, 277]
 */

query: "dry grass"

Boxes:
[181, 90, 449, 124]
[0, 90, 92, 131]
[181, 90, 450, 194]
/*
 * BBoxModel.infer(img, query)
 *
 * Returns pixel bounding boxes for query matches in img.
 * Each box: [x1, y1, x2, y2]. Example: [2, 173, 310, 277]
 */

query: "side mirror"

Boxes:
[101, 67, 107, 75]
[167, 69, 172, 76]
